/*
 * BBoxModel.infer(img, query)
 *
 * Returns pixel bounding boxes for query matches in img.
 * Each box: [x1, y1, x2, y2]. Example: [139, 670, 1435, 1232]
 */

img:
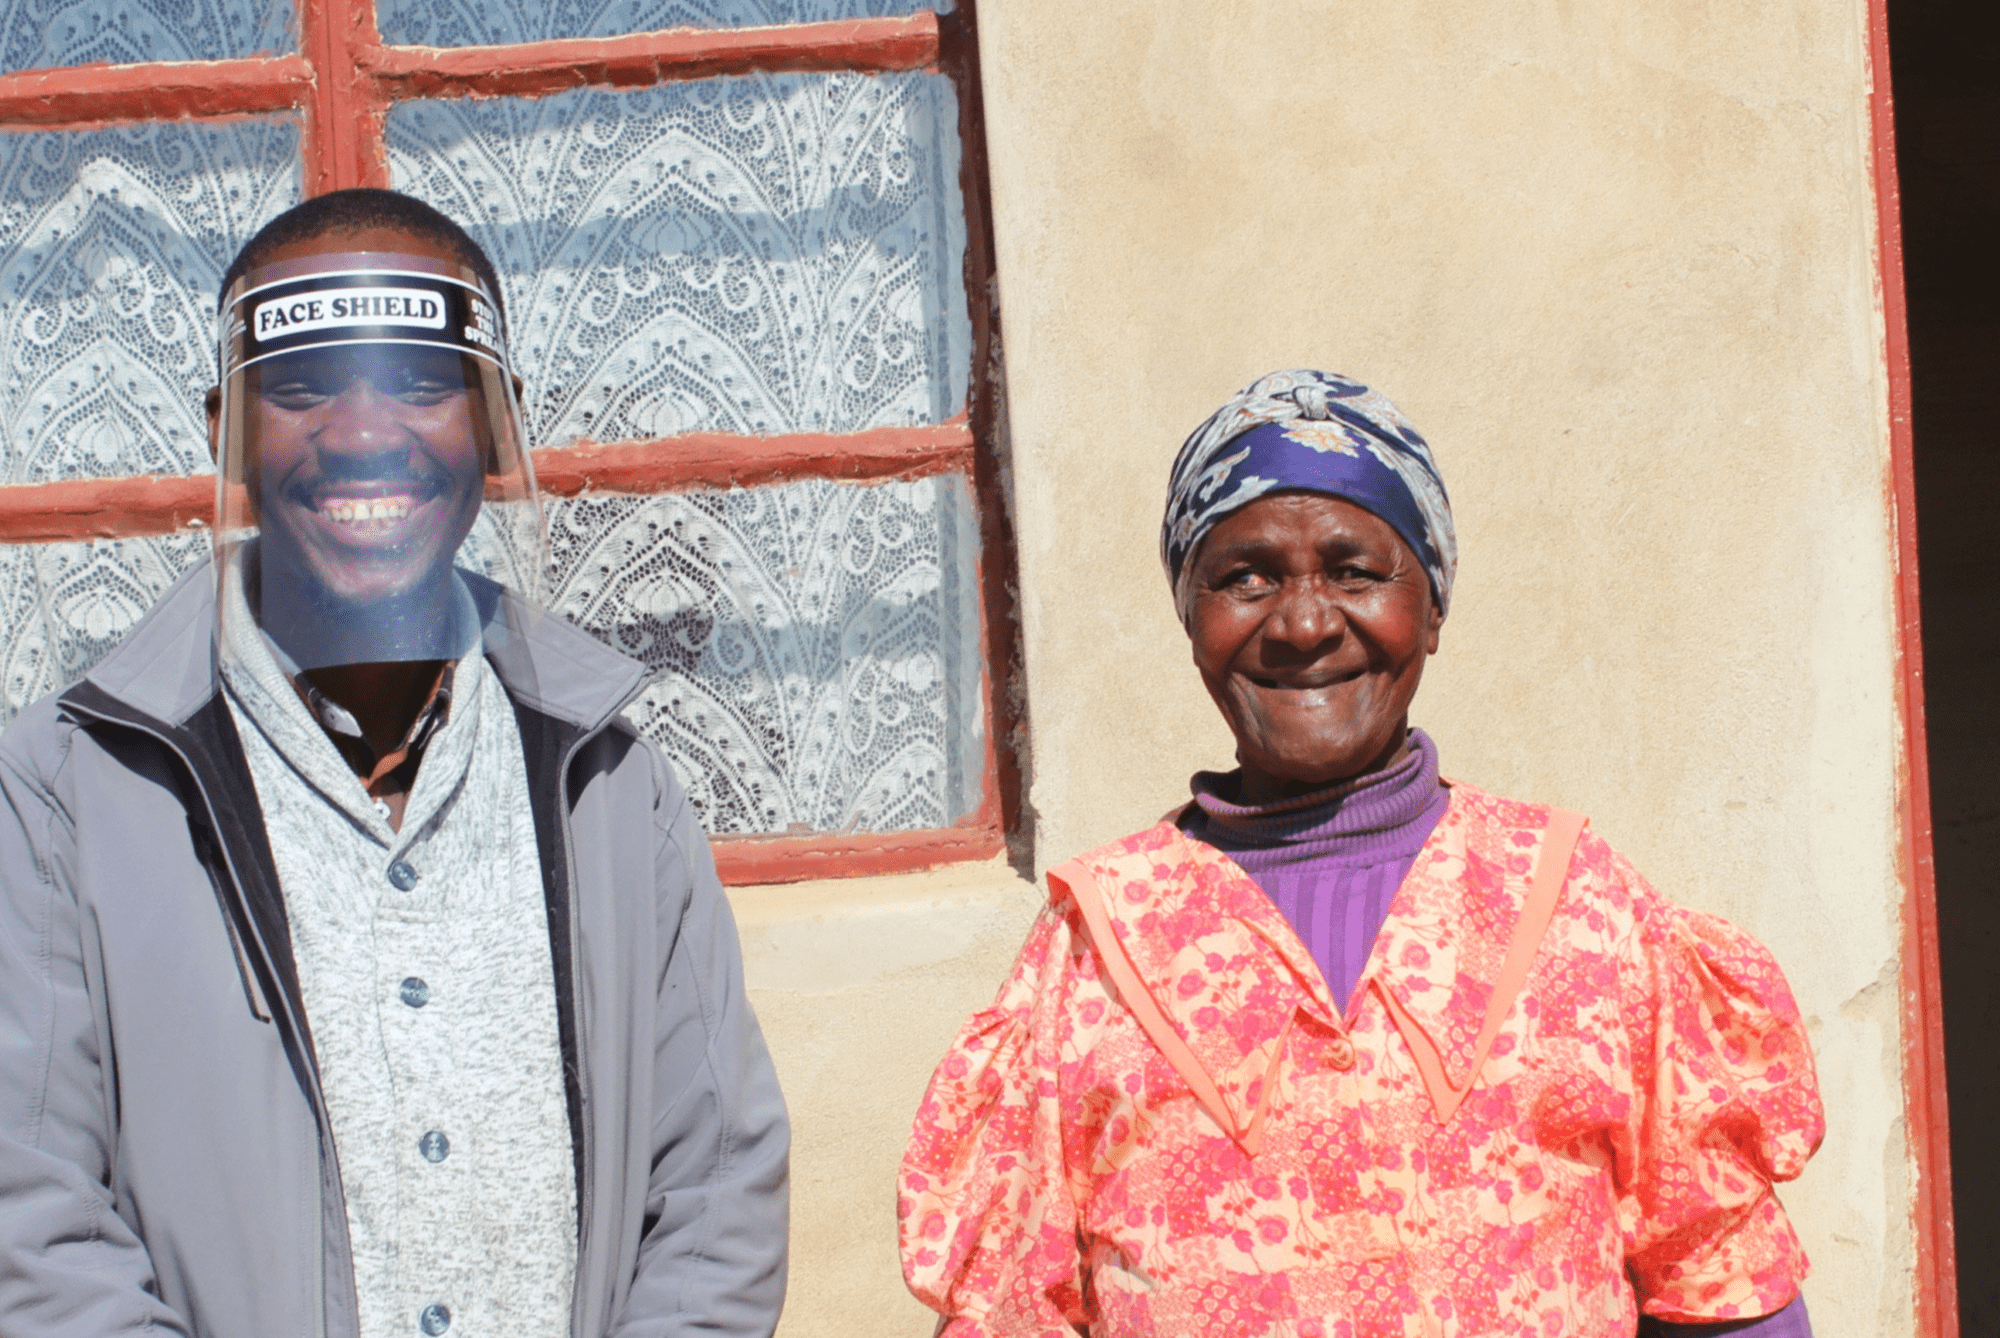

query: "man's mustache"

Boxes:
[301, 449, 448, 486]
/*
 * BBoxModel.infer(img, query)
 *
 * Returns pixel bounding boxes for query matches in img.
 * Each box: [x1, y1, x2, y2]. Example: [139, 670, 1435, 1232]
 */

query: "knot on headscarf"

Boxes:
[1290, 381, 1335, 420]
[1161, 369, 1456, 618]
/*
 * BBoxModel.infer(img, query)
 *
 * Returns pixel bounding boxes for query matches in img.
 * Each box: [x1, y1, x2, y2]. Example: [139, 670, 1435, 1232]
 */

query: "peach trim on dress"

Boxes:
[1375, 808, 1587, 1124]
[1051, 859, 1280, 1157]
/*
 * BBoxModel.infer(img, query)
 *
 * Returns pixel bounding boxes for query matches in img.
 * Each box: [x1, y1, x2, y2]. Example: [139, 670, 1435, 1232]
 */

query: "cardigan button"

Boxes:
[1327, 1036, 1356, 1070]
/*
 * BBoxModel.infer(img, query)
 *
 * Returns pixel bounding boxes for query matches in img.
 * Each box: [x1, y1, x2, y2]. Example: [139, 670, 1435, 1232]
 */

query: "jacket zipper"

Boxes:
[63, 692, 357, 1338]
[554, 730, 594, 1338]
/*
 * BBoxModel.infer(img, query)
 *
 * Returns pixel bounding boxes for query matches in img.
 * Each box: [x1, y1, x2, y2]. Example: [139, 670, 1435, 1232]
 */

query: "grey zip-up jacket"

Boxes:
[0, 562, 790, 1338]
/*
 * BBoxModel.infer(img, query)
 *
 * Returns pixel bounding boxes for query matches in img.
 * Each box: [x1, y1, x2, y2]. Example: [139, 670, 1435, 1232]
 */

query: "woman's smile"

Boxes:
[1185, 491, 1440, 804]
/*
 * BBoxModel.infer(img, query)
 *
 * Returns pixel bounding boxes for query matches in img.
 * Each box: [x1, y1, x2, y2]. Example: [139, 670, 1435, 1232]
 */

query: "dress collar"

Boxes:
[1053, 784, 1585, 1129]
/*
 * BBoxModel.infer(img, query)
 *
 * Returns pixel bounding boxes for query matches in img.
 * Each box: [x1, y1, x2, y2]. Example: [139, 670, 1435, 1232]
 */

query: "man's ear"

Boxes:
[204, 387, 221, 465]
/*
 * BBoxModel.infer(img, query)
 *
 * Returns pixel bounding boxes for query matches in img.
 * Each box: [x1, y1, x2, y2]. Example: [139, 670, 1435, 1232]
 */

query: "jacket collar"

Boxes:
[79, 556, 649, 737]
[1065, 783, 1570, 1128]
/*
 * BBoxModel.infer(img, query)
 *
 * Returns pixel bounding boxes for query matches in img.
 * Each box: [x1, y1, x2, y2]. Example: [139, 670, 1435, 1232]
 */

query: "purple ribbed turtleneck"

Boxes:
[1179, 728, 1448, 1013]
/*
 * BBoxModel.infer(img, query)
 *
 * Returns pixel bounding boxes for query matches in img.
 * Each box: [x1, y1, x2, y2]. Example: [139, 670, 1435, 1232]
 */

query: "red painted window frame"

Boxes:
[0, 0, 1021, 886]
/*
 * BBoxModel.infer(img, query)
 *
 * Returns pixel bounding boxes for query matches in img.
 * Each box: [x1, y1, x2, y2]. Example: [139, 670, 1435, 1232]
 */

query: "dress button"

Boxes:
[399, 977, 430, 1008]
[418, 1130, 450, 1163]
[419, 1303, 451, 1335]
[387, 860, 419, 891]
[1327, 1036, 1356, 1071]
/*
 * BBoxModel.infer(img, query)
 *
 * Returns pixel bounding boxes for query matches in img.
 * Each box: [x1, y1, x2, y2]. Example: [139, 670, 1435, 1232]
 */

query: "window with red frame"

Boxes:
[0, 0, 1017, 883]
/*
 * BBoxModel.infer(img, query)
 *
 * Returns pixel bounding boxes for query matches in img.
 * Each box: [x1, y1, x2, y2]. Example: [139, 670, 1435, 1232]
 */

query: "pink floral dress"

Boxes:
[899, 782, 1823, 1337]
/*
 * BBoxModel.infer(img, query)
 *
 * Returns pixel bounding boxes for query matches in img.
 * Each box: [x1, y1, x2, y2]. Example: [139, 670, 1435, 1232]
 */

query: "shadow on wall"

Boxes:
[1892, 0, 2000, 1328]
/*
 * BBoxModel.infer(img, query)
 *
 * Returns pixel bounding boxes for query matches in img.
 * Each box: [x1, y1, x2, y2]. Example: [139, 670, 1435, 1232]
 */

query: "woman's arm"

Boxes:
[1607, 838, 1826, 1327]
[900, 905, 1090, 1336]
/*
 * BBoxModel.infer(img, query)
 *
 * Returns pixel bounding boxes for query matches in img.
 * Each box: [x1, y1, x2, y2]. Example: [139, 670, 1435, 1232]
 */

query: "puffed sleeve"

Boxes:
[898, 904, 1088, 1338]
[1615, 859, 1825, 1324]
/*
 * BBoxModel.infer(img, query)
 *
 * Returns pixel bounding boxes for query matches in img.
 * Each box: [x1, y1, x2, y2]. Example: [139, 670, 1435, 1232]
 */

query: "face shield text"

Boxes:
[252, 287, 448, 342]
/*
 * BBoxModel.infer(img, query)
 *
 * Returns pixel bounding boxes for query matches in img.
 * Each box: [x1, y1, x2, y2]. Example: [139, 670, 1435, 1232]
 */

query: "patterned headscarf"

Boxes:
[1162, 370, 1456, 618]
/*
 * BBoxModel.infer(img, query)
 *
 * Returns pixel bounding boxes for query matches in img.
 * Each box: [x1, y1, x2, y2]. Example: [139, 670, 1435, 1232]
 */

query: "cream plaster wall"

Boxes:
[746, 0, 1916, 1334]
[734, 860, 1042, 1337]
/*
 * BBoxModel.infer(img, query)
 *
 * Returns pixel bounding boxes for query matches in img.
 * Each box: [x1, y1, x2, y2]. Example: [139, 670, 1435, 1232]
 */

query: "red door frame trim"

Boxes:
[939, 0, 1024, 847]
[302, 0, 372, 193]
[528, 421, 973, 495]
[1867, 0, 1957, 1332]
[0, 14, 937, 135]
[713, 790, 1002, 884]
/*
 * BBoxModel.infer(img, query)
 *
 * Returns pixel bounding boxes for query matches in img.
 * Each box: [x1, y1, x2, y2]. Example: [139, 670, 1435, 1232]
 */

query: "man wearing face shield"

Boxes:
[0, 191, 790, 1338]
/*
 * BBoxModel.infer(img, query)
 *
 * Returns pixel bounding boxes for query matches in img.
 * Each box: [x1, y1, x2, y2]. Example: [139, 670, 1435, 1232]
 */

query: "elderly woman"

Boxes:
[898, 372, 1823, 1338]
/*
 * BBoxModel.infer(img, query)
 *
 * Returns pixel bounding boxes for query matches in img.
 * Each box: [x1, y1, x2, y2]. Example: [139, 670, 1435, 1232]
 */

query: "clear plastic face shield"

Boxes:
[214, 252, 543, 675]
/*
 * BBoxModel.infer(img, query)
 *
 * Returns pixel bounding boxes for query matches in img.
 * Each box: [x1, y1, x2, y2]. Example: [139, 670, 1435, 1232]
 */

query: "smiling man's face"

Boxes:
[1185, 491, 1442, 803]
[244, 341, 486, 607]
[223, 227, 489, 611]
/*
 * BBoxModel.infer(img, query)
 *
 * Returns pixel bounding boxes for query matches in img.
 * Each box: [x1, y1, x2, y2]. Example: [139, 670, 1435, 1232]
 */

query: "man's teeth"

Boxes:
[320, 498, 413, 523]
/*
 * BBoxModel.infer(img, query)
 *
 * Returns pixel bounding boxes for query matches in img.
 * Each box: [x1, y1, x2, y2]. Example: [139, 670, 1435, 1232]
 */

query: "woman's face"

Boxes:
[1186, 491, 1442, 803]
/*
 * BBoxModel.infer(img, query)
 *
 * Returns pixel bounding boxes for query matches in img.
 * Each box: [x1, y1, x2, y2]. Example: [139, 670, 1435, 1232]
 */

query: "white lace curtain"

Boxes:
[0, 26, 984, 837]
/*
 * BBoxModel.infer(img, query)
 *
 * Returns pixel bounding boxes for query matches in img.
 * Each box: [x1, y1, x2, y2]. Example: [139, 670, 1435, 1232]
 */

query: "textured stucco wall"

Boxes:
[748, 0, 1913, 1333]
[735, 861, 1042, 1337]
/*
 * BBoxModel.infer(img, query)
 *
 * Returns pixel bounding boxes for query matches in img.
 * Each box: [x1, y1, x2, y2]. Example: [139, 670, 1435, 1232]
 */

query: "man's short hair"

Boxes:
[220, 188, 506, 327]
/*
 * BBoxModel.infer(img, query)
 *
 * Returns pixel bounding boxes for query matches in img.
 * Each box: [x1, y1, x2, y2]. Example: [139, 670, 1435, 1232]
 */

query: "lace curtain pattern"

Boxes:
[390, 72, 983, 832]
[0, 534, 207, 718]
[537, 477, 983, 834]
[0, 119, 297, 722]
[0, 476, 983, 838]
[377, 0, 949, 49]
[0, 0, 291, 71]
[386, 71, 970, 445]
[0, 54, 986, 837]
[0, 477, 985, 836]
[0, 120, 302, 483]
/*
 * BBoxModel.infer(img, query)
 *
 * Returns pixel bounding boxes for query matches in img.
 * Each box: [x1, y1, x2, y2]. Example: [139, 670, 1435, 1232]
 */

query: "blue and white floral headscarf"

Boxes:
[1162, 370, 1456, 618]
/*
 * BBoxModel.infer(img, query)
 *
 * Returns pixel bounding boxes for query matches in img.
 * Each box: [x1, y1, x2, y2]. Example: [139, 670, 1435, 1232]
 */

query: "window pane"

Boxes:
[387, 71, 970, 445]
[0, 476, 987, 839]
[534, 475, 984, 835]
[0, 534, 208, 719]
[0, 120, 302, 483]
[377, 0, 949, 48]
[0, 0, 293, 71]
